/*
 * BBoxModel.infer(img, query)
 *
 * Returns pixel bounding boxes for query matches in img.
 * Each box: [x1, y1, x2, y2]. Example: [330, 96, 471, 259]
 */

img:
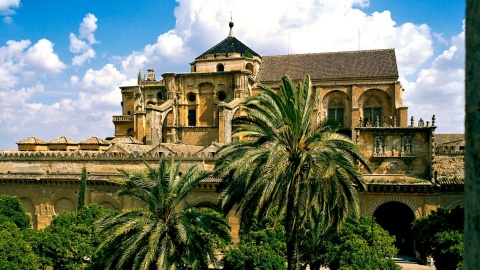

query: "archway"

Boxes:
[373, 201, 415, 256]
[54, 197, 75, 214]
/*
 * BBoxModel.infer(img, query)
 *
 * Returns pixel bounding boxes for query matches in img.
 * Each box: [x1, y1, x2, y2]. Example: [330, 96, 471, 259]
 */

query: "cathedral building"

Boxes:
[0, 22, 463, 254]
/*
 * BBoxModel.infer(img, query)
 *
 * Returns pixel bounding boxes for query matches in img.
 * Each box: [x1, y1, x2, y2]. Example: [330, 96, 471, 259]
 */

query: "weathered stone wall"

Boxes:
[434, 154, 465, 181]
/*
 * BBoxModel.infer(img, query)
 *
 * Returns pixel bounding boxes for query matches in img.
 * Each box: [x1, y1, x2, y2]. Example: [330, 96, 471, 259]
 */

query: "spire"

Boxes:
[228, 17, 234, 37]
[137, 69, 142, 84]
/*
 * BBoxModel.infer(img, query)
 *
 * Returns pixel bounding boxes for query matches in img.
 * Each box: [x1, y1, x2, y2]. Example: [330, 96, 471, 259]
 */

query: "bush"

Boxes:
[411, 207, 463, 270]
[300, 216, 400, 270]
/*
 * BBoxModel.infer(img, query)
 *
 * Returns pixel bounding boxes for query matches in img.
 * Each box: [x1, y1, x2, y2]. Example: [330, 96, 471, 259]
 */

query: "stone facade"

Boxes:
[0, 22, 463, 249]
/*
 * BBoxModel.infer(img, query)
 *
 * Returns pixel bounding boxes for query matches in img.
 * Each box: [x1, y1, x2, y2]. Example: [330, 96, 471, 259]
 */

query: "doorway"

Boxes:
[373, 201, 415, 256]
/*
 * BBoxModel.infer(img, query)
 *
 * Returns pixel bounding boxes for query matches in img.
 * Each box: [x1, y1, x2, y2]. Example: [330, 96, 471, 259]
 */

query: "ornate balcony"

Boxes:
[112, 115, 134, 122]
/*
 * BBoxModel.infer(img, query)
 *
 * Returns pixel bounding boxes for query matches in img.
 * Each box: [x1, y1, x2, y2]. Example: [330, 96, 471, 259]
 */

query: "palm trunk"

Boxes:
[286, 183, 299, 270]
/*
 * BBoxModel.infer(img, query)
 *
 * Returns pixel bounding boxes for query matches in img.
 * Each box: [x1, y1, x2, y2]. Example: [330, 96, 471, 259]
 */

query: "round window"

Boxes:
[217, 91, 227, 101]
[187, 92, 196, 102]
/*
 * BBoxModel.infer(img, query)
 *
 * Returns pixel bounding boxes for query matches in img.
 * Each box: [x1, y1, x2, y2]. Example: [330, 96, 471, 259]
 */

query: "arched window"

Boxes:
[216, 63, 224, 72]
[328, 97, 345, 127]
[363, 96, 382, 126]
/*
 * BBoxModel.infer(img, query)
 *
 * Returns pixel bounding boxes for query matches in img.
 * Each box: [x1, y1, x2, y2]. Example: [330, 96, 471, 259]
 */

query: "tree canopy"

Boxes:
[215, 75, 370, 269]
[411, 207, 463, 270]
[0, 195, 31, 229]
[95, 159, 231, 270]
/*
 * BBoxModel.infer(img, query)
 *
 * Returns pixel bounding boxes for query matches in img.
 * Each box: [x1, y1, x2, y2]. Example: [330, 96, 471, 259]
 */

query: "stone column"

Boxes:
[465, 1, 480, 269]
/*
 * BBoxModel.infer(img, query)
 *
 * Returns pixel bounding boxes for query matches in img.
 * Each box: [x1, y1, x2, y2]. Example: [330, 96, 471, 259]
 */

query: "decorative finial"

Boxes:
[228, 15, 234, 37]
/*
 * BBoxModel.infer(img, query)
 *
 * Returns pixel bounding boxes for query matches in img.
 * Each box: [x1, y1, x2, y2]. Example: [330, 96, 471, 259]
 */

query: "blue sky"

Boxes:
[0, 0, 466, 150]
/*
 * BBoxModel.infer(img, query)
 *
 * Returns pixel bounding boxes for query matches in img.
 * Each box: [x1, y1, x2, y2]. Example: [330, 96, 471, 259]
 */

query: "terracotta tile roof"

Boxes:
[436, 133, 464, 145]
[16, 137, 48, 145]
[257, 49, 398, 82]
[160, 143, 204, 156]
[196, 36, 260, 59]
[111, 136, 143, 145]
[48, 136, 78, 145]
[118, 143, 154, 154]
[80, 136, 110, 145]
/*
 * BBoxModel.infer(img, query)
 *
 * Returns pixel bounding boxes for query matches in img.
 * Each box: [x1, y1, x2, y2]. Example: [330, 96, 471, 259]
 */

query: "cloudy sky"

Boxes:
[0, 0, 465, 150]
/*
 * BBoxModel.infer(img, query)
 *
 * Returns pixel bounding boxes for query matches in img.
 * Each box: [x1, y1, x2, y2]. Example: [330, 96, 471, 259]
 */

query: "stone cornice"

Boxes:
[0, 150, 217, 162]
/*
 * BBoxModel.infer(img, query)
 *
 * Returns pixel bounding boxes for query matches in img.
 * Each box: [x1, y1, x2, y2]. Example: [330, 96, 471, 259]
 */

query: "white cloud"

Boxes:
[0, 63, 127, 149]
[0, 39, 66, 90]
[117, 0, 433, 81]
[0, 0, 20, 23]
[69, 13, 98, 66]
[403, 24, 465, 133]
[78, 13, 98, 44]
[24, 39, 67, 74]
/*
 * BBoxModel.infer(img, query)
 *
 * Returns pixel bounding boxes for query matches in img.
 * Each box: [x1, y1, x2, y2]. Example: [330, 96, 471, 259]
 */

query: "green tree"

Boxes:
[0, 222, 40, 270]
[95, 160, 231, 270]
[78, 166, 87, 210]
[300, 215, 399, 270]
[222, 209, 287, 270]
[0, 195, 31, 229]
[214, 75, 370, 269]
[24, 204, 113, 270]
[411, 207, 463, 270]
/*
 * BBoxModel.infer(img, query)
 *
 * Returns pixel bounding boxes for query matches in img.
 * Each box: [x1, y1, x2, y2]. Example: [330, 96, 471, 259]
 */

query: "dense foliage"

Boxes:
[0, 221, 40, 270]
[0, 195, 31, 229]
[25, 204, 114, 269]
[215, 75, 370, 269]
[299, 215, 400, 270]
[95, 160, 231, 270]
[411, 207, 463, 270]
[222, 210, 287, 270]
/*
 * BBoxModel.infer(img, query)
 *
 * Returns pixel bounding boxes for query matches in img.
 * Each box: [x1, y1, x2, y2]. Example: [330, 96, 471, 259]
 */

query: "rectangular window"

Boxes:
[188, 109, 196, 126]
[374, 108, 381, 122]
[364, 108, 381, 126]
[328, 108, 336, 120]
[364, 108, 372, 126]
[337, 108, 344, 127]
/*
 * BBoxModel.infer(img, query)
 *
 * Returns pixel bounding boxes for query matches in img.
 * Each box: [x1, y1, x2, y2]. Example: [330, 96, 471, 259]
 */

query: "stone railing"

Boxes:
[0, 149, 217, 161]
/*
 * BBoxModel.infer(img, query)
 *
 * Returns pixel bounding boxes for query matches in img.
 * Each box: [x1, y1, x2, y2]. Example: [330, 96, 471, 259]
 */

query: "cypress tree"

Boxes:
[78, 167, 87, 210]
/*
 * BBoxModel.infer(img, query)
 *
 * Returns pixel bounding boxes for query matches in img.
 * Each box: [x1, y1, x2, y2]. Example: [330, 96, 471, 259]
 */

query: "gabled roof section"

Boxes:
[49, 136, 78, 145]
[17, 137, 48, 145]
[257, 49, 398, 82]
[80, 136, 111, 145]
[111, 136, 143, 145]
[196, 36, 260, 59]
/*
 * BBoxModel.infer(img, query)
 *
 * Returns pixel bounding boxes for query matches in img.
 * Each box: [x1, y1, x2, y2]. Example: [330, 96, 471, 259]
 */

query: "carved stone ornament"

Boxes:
[387, 161, 400, 173]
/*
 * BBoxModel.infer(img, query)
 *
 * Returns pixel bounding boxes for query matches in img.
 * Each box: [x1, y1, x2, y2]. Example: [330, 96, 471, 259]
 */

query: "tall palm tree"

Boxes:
[95, 159, 231, 270]
[214, 75, 371, 270]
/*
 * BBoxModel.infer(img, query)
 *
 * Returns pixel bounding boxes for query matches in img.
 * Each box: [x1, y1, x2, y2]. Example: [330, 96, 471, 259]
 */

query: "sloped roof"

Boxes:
[17, 137, 48, 145]
[160, 143, 204, 156]
[436, 134, 465, 145]
[49, 136, 78, 145]
[193, 142, 224, 156]
[196, 36, 260, 59]
[111, 136, 143, 145]
[257, 49, 398, 82]
[80, 136, 111, 145]
[105, 143, 154, 155]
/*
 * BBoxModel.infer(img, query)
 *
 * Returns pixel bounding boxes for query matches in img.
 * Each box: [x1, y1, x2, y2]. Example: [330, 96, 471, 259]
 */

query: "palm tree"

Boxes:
[214, 75, 371, 270]
[95, 159, 231, 270]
